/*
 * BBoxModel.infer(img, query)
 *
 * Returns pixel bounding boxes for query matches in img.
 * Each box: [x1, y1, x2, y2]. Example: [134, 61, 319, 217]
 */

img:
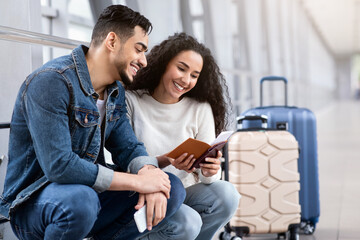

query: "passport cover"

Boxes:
[166, 138, 228, 169]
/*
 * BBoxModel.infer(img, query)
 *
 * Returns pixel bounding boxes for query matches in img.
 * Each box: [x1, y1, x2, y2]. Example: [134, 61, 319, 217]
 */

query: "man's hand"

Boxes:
[199, 151, 222, 177]
[135, 192, 167, 231]
[136, 166, 171, 199]
[109, 166, 171, 197]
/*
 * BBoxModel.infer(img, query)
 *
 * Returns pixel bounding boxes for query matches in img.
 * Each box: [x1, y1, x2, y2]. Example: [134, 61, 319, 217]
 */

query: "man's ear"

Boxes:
[104, 32, 119, 52]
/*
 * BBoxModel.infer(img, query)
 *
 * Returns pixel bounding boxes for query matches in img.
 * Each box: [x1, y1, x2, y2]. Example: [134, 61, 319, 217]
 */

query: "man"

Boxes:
[0, 5, 185, 240]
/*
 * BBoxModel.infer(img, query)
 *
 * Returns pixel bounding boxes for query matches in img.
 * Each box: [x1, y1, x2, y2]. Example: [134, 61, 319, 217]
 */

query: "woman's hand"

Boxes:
[156, 153, 196, 172]
[156, 154, 172, 168]
[199, 151, 222, 177]
[169, 153, 196, 173]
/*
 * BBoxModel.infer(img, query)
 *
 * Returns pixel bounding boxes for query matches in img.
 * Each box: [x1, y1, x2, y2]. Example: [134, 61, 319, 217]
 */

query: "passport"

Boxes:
[166, 131, 234, 169]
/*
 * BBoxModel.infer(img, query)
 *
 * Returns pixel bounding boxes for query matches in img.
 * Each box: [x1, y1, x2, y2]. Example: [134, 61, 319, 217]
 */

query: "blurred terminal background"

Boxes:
[1, 1, 360, 239]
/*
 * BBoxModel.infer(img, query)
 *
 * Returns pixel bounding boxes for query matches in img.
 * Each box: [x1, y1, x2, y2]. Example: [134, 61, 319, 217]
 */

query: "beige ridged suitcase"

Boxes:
[221, 116, 301, 240]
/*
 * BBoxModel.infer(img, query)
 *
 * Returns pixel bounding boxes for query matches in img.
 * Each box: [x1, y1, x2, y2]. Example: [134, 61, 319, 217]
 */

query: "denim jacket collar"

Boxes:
[72, 45, 95, 97]
[72, 45, 119, 98]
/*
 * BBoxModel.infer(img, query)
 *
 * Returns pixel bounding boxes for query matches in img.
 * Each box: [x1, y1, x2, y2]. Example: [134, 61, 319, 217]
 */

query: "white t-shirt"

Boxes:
[126, 90, 221, 187]
[96, 90, 113, 164]
[96, 90, 108, 126]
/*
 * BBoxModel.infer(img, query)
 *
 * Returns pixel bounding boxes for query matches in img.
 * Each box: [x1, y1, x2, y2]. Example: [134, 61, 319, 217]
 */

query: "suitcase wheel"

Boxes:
[230, 237, 242, 240]
[219, 231, 242, 240]
[233, 226, 249, 238]
[287, 223, 300, 240]
[288, 232, 300, 240]
[219, 224, 245, 240]
[219, 231, 231, 240]
[300, 221, 315, 235]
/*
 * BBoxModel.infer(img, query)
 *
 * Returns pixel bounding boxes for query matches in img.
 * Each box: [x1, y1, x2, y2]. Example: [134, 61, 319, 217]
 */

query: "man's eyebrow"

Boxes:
[136, 42, 148, 52]
[179, 61, 201, 74]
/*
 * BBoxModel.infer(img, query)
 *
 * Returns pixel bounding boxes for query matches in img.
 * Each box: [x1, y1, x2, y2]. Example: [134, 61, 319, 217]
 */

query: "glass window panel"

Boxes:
[68, 0, 92, 20]
[68, 23, 92, 42]
[41, 0, 49, 6]
[189, 0, 203, 16]
[112, 0, 126, 5]
[192, 20, 204, 43]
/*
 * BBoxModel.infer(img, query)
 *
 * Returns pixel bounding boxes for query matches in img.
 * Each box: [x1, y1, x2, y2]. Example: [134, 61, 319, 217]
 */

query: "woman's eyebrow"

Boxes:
[179, 61, 201, 74]
[179, 61, 189, 68]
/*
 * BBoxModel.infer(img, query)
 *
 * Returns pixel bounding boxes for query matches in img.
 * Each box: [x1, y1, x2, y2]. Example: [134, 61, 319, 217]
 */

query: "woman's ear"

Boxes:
[104, 32, 119, 52]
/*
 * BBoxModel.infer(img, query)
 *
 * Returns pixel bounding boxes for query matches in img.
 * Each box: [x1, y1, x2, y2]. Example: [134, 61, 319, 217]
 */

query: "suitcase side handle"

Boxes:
[237, 115, 268, 129]
[260, 76, 288, 106]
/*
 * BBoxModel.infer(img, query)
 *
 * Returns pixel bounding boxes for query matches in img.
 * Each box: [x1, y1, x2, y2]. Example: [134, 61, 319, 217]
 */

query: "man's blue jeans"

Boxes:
[9, 173, 185, 240]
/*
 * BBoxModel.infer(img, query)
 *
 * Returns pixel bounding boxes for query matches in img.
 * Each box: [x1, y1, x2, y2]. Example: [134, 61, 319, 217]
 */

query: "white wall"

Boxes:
[137, 0, 183, 48]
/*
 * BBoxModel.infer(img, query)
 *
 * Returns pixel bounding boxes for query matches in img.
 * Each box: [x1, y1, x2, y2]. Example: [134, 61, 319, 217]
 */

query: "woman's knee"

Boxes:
[211, 181, 240, 216]
[169, 204, 202, 240]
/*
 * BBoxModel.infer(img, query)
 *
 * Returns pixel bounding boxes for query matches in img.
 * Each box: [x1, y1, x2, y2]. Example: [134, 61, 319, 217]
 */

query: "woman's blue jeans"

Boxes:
[9, 172, 185, 240]
[138, 180, 240, 240]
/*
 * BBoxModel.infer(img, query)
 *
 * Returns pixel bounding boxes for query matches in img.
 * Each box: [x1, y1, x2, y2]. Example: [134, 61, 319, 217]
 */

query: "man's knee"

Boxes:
[166, 172, 186, 216]
[46, 183, 100, 227]
[64, 185, 100, 224]
[10, 183, 100, 239]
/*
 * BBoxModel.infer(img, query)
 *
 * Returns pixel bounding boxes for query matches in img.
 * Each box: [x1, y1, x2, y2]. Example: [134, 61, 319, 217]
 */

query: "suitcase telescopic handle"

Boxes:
[260, 76, 288, 106]
[237, 115, 268, 129]
[0, 123, 10, 129]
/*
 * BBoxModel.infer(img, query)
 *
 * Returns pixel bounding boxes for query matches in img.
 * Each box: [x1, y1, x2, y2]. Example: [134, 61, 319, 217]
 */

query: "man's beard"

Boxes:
[120, 69, 132, 86]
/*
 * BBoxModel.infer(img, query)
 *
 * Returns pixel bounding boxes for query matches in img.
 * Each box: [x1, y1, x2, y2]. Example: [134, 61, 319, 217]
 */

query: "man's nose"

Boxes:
[139, 52, 147, 68]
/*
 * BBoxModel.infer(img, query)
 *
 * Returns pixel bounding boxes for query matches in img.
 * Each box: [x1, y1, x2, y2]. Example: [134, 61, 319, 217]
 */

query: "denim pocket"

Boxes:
[71, 108, 100, 157]
[74, 107, 99, 127]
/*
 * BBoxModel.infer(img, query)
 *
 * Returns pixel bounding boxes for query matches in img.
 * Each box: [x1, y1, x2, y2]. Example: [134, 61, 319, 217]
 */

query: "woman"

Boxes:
[126, 32, 240, 240]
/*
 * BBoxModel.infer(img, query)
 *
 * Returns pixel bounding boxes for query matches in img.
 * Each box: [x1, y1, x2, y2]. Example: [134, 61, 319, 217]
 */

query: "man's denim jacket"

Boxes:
[0, 45, 158, 218]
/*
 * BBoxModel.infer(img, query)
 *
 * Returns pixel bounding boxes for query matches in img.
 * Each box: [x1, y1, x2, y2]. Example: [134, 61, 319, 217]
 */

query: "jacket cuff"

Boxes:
[92, 164, 114, 192]
[128, 156, 159, 173]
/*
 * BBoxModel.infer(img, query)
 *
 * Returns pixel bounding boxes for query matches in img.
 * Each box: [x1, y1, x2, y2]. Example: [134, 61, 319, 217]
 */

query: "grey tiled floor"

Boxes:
[312, 100, 360, 240]
[215, 100, 360, 240]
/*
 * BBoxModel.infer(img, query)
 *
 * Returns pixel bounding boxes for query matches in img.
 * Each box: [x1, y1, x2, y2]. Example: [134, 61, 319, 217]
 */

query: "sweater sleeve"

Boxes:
[195, 102, 216, 143]
[198, 167, 221, 184]
[195, 102, 220, 184]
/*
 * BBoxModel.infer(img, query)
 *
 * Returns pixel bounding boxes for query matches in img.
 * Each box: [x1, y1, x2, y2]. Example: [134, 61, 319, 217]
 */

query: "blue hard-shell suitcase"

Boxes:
[241, 76, 320, 234]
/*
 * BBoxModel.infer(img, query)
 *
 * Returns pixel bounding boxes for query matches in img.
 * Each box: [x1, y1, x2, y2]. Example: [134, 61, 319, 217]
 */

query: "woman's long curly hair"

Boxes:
[128, 32, 232, 135]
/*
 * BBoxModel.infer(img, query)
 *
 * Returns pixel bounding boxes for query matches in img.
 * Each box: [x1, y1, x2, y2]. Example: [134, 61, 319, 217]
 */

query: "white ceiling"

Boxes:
[302, 0, 360, 57]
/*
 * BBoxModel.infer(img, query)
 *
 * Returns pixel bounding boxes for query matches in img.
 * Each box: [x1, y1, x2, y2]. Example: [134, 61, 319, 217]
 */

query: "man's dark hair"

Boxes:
[91, 5, 152, 46]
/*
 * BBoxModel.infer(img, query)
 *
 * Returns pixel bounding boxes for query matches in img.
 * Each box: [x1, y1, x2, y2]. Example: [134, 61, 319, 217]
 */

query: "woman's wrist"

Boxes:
[157, 155, 171, 168]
